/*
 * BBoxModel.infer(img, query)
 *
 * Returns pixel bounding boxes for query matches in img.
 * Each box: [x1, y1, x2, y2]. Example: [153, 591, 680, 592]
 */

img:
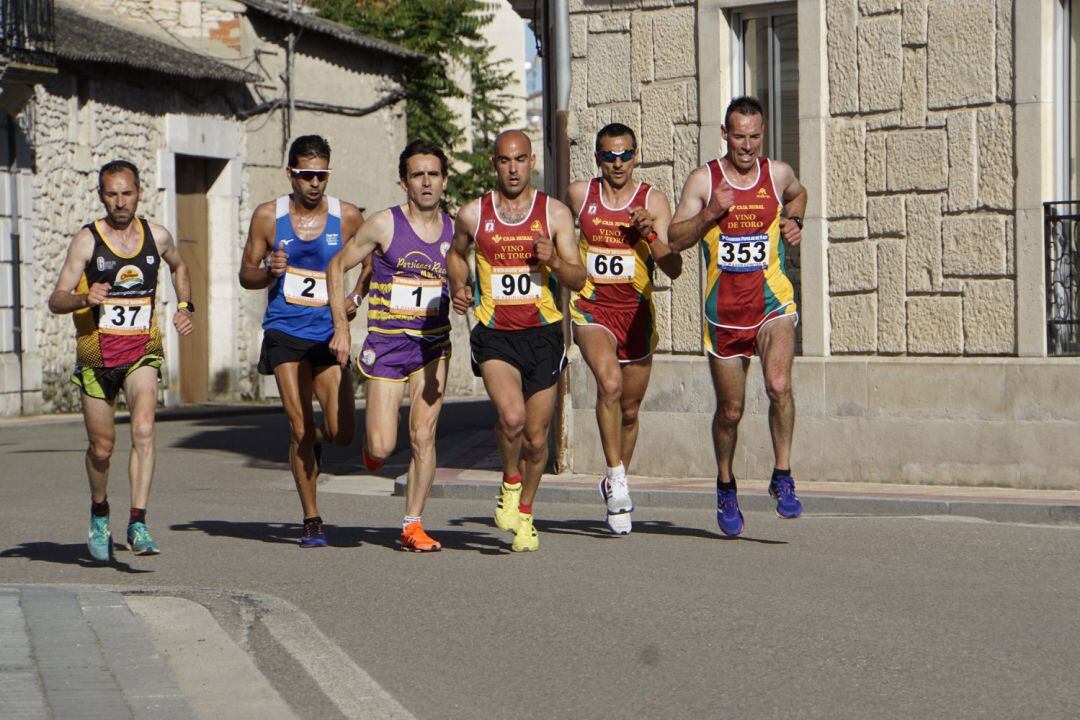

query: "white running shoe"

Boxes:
[599, 475, 633, 535]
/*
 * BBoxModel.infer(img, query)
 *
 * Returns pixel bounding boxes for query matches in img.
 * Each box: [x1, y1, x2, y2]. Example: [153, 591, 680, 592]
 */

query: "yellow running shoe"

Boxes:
[494, 481, 521, 532]
[511, 512, 538, 552]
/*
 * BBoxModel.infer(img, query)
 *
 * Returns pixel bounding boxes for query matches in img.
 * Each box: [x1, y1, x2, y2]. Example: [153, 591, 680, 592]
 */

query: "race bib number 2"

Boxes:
[99, 297, 152, 335]
[283, 267, 328, 306]
[491, 266, 542, 305]
[390, 276, 443, 316]
[717, 234, 769, 273]
[587, 247, 636, 284]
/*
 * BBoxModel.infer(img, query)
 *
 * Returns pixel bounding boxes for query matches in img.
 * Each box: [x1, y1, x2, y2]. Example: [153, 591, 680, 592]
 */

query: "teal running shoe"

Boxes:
[126, 522, 160, 555]
[88, 514, 111, 562]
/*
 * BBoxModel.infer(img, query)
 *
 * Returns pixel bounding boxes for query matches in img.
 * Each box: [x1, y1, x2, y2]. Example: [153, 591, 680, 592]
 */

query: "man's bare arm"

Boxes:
[545, 200, 586, 292]
[668, 166, 734, 253]
[773, 162, 808, 247]
[448, 202, 478, 316]
[154, 224, 194, 335]
[643, 190, 682, 280]
[329, 209, 386, 334]
[48, 229, 100, 314]
[239, 203, 281, 289]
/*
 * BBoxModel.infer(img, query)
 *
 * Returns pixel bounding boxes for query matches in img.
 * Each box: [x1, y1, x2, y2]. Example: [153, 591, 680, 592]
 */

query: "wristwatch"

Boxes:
[177, 301, 195, 313]
[348, 293, 363, 306]
[788, 216, 804, 230]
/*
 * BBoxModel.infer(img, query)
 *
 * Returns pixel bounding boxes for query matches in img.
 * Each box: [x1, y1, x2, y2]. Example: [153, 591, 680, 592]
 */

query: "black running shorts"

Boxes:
[257, 329, 339, 375]
[470, 323, 567, 394]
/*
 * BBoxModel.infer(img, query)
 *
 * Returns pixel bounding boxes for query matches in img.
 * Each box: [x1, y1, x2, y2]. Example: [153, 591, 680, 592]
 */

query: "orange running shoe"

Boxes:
[400, 521, 442, 552]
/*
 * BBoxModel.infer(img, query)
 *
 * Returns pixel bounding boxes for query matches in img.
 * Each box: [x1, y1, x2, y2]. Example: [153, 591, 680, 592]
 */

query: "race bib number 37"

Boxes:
[717, 234, 769, 273]
[587, 247, 636, 284]
[99, 296, 153, 335]
[491, 266, 542, 305]
[283, 267, 328, 306]
[390, 276, 443, 317]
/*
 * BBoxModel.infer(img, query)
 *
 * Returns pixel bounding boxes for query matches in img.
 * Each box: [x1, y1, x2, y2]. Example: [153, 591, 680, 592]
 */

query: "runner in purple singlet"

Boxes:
[328, 139, 452, 552]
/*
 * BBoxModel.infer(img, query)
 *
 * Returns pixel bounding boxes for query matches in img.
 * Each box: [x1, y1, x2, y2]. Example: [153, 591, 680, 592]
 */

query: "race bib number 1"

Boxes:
[491, 266, 542, 305]
[587, 247, 636, 284]
[390, 276, 443, 316]
[717, 233, 769, 273]
[99, 296, 152, 335]
[283, 267, 328, 306]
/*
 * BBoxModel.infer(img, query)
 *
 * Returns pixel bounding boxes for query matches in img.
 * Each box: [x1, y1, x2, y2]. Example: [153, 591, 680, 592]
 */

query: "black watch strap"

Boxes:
[789, 216, 803, 230]
[177, 301, 196, 313]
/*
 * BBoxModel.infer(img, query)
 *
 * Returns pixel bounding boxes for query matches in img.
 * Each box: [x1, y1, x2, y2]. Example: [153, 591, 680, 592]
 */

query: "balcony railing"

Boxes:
[1, 0, 54, 68]
[1045, 201, 1080, 355]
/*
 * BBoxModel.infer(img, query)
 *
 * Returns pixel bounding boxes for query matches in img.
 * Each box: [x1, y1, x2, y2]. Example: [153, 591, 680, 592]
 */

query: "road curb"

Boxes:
[394, 476, 1080, 526]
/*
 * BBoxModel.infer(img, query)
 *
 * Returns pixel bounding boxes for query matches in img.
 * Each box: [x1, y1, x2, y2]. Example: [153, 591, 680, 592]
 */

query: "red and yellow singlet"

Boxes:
[473, 190, 563, 330]
[701, 157, 796, 330]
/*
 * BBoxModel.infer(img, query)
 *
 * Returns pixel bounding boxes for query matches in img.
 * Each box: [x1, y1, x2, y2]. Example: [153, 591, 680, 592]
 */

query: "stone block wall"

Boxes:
[569, 0, 703, 354]
[826, 0, 1016, 356]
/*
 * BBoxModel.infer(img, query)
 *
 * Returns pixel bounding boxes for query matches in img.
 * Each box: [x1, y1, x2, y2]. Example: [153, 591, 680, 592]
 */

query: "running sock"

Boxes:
[772, 467, 791, 479]
[503, 474, 522, 486]
[303, 515, 323, 527]
[717, 476, 737, 493]
[362, 447, 385, 472]
[128, 508, 146, 526]
[518, 501, 533, 515]
[606, 464, 626, 479]
[91, 498, 109, 517]
[403, 515, 422, 529]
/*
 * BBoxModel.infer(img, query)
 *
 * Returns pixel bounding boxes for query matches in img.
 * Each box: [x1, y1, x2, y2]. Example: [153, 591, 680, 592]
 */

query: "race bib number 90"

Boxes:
[283, 267, 328, 306]
[587, 247, 636, 284]
[390, 276, 443, 317]
[717, 234, 769, 273]
[491, 266, 542, 305]
[99, 297, 152, 335]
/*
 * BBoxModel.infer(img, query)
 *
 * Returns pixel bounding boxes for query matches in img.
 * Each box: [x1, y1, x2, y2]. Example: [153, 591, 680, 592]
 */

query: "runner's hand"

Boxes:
[329, 329, 351, 367]
[345, 294, 359, 321]
[779, 217, 802, 247]
[628, 206, 655, 239]
[451, 284, 473, 316]
[173, 307, 194, 336]
[705, 178, 735, 222]
[86, 282, 110, 307]
[268, 249, 288, 278]
[533, 234, 558, 269]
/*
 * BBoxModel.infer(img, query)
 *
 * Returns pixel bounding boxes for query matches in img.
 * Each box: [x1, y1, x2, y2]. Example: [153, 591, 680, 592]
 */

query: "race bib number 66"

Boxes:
[587, 247, 636, 284]
[491, 266, 542, 305]
[717, 233, 769, 273]
[283, 267, 328, 306]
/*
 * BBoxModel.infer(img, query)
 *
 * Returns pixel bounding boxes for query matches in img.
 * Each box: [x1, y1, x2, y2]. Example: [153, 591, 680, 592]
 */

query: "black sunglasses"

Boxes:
[289, 168, 332, 182]
[596, 149, 636, 163]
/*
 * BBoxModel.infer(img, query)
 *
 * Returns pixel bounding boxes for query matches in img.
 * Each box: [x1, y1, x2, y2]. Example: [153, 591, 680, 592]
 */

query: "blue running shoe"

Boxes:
[716, 489, 744, 537]
[300, 518, 328, 548]
[769, 472, 803, 519]
[88, 514, 111, 562]
[126, 522, 160, 555]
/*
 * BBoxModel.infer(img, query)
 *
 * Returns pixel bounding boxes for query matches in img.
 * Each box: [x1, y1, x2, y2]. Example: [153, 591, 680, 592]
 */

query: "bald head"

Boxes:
[494, 129, 532, 157]
[492, 129, 535, 198]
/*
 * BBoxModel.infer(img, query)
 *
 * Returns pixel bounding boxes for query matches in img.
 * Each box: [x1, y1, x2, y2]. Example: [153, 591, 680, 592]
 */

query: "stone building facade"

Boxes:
[560, 0, 1080, 489]
[0, 0, 424, 414]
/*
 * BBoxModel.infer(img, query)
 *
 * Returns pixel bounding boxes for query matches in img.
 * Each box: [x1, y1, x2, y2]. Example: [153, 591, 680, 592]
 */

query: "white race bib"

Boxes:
[490, 266, 542, 305]
[283, 266, 328, 306]
[586, 246, 636, 284]
[389, 276, 443, 317]
[99, 296, 152, 335]
[717, 233, 769, 273]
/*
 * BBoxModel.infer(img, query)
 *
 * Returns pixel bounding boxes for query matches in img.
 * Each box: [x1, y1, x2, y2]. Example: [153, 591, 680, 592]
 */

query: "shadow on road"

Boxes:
[170, 519, 509, 555]
[169, 399, 499, 476]
[0, 542, 155, 573]
[450, 516, 788, 545]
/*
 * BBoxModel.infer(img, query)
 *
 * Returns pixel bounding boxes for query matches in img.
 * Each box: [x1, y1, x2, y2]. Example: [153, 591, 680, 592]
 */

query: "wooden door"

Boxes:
[175, 156, 211, 404]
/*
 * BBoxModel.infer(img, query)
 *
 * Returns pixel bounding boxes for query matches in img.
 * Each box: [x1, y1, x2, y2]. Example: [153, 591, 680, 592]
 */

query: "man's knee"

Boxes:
[716, 401, 744, 427]
[765, 375, 792, 403]
[288, 417, 317, 448]
[88, 437, 114, 463]
[597, 373, 623, 405]
[409, 423, 436, 453]
[131, 418, 155, 449]
[328, 421, 354, 447]
[497, 409, 526, 438]
[621, 400, 641, 426]
[522, 431, 549, 459]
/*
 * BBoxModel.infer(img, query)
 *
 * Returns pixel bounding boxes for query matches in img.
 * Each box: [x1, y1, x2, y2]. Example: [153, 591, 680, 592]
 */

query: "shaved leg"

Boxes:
[404, 359, 447, 517]
[312, 363, 356, 447]
[82, 393, 117, 504]
[274, 361, 319, 517]
[756, 316, 797, 471]
[122, 365, 160, 509]
[364, 378, 406, 461]
[479, 359, 528, 479]
[618, 356, 653, 470]
[574, 325, 624, 468]
[519, 383, 558, 506]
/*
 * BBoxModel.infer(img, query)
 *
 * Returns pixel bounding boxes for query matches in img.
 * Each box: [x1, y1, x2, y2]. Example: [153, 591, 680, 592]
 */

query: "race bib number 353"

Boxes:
[491, 266, 542, 305]
[587, 247, 636, 284]
[390, 276, 443, 317]
[283, 267, 328, 306]
[99, 296, 153, 335]
[717, 233, 769, 273]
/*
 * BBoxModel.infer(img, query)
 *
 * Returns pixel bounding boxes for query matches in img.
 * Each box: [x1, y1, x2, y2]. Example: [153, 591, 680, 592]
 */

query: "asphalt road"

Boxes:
[2, 408, 1079, 719]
